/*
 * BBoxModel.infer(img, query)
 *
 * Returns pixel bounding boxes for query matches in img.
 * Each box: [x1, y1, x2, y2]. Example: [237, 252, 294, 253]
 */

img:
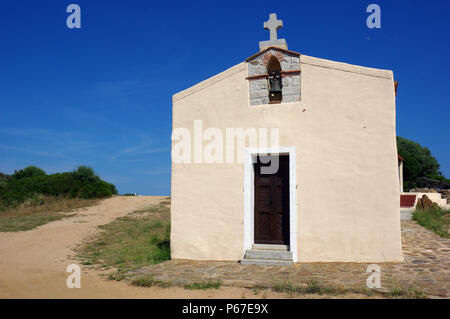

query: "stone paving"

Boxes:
[129, 220, 449, 297]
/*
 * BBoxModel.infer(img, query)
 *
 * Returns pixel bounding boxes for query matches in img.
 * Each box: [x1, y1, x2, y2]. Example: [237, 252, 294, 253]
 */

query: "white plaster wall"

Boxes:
[171, 54, 403, 262]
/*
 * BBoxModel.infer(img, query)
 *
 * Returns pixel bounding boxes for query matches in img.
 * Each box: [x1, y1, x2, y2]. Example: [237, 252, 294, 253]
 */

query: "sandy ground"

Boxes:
[0, 196, 298, 299]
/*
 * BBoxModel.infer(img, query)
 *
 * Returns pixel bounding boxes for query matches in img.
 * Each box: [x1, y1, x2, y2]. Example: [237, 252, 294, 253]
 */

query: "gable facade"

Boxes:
[170, 51, 403, 263]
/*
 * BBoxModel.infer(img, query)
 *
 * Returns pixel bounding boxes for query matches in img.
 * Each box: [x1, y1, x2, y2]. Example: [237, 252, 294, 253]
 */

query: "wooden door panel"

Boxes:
[256, 188, 272, 211]
[255, 212, 270, 241]
[256, 176, 271, 186]
[254, 155, 290, 245]
[275, 185, 283, 211]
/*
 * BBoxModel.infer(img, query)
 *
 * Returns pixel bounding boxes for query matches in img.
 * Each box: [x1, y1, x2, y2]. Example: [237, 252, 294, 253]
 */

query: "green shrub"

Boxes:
[0, 166, 118, 209]
[73, 166, 98, 183]
[12, 166, 46, 180]
[0, 173, 11, 186]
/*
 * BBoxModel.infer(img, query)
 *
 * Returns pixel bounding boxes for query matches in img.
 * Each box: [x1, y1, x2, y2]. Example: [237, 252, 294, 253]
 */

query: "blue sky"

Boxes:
[0, 0, 449, 195]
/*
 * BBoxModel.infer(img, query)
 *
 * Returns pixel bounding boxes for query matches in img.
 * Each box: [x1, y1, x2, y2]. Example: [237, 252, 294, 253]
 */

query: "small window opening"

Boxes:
[267, 56, 282, 103]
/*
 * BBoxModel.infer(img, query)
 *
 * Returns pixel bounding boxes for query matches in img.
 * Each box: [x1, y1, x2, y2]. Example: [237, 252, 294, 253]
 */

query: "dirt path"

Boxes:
[0, 196, 159, 298]
[0, 196, 292, 299]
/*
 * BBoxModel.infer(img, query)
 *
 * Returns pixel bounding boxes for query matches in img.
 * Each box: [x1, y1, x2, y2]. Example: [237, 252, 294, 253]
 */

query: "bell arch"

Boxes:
[267, 55, 282, 73]
[267, 56, 282, 103]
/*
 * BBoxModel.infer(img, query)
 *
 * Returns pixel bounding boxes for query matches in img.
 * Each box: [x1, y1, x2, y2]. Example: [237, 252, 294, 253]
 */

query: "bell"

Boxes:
[269, 78, 282, 93]
[268, 72, 282, 93]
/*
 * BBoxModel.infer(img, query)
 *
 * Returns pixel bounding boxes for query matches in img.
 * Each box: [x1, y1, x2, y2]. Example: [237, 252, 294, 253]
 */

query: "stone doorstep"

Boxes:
[245, 249, 292, 261]
[252, 244, 289, 251]
[242, 244, 293, 266]
[240, 259, 293, 266]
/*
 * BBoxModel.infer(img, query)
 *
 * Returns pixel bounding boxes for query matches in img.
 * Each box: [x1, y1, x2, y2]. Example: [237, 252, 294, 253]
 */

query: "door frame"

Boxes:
[243, 147, 298, 262]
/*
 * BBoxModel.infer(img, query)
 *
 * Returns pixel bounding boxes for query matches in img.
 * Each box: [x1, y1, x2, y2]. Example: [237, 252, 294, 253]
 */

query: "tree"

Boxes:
[72, 166, 99, 183]
[0, 172, 11, 186]
[12, 166, 46, 180]
[397, 136, 446, 189]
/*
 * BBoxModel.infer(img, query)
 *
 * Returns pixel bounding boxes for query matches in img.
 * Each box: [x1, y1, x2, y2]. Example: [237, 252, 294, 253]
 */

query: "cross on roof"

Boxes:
[259, 13, 287, 51]
[264, 13, 283, 41]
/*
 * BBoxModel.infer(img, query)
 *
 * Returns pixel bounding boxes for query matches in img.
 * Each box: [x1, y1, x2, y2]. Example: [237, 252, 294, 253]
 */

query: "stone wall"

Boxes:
[248, 78, 269, 105]
[247, 48, 301, 105]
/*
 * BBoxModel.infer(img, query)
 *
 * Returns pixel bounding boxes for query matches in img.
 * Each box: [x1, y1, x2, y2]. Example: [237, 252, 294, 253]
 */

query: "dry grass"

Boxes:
[271, 280, 374, 297]
[76, 201, 171, 278]
[413, 207, 450, 238]
[271, 280, 427, 299]
[184, 281, 222, 290]
[131, 275, 172, 288]
[0, 196, 100, 232]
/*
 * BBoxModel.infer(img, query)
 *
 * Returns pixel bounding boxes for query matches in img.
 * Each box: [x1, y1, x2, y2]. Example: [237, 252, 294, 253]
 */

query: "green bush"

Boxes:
[12, 166, 46, 180]
[0, 173, 11, 186]
[73, 166, 98, 183]
[0, 166, 118, 209]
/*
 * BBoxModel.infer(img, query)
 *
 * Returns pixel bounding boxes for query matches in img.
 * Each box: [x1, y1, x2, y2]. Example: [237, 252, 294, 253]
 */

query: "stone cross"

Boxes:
[264, 13, 283, 42]
[259, 13, 287, 51]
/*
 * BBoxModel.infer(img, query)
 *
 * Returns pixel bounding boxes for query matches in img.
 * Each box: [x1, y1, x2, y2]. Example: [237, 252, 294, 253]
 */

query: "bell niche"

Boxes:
[246, 47, 301, 106]
[267, 55, 282, 103]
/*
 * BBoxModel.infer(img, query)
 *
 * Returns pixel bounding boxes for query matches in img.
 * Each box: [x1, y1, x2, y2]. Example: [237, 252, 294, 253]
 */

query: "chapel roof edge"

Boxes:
[245, 46, 301, 62]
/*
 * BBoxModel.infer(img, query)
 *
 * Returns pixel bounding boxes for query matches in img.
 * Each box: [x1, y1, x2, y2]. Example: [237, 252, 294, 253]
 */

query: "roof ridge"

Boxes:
[245, 46, 301, 62]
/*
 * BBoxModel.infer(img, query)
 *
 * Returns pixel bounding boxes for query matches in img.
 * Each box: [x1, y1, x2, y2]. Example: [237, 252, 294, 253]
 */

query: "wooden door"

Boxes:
[254, 155, 290, 245]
